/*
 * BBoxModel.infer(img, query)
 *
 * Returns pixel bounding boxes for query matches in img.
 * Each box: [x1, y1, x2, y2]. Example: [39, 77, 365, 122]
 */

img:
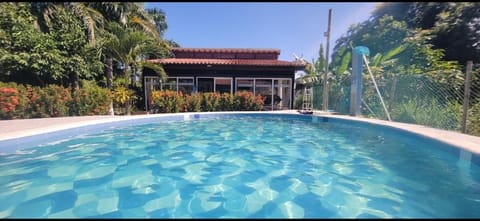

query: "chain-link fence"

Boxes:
[311, 61, 480, 137]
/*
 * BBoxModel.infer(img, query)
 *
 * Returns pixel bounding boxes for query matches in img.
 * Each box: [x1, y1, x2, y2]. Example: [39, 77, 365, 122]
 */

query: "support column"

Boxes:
[349, 46, 369, 116]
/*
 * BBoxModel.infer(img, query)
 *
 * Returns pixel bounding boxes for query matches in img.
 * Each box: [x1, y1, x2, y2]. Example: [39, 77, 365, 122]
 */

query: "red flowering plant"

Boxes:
[252, 93, 264, 111]
[151, 90, 185, 113]
[43, 85, 72, 117]
[0, 87, 20, 119]
[219, 93, 235, 111]
[201, 92, 221, 112]
[71, 80, 112, 116]
[184, 93, 202, 112]
[234, 91, 264, 111]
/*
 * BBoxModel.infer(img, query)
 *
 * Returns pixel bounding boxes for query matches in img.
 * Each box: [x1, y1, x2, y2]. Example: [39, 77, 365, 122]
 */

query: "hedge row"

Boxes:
[0, 81, 111, 119]
[150, 90, 264, 113]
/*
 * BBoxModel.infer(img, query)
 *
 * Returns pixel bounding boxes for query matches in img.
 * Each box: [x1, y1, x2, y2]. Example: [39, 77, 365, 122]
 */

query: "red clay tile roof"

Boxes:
[148, 58, 305, 67]
[171, 48, 280, 54]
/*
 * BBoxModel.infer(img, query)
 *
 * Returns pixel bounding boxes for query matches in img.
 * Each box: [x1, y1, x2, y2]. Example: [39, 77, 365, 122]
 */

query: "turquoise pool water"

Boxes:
[0, 114, 479, 218]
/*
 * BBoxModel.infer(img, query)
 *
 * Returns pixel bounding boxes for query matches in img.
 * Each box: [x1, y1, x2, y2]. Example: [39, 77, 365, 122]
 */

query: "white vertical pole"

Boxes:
[362, 55, 392, 121]
[323, 9, 332, 111]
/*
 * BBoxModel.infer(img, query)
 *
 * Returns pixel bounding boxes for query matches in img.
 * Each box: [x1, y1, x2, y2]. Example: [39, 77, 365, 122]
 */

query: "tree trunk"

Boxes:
[106, 57, 114, 116]
[35, 75, 45, 87]
[125, 100, 130, 115]
[125, 69, 132, 115]
[70, 72, 79, 91]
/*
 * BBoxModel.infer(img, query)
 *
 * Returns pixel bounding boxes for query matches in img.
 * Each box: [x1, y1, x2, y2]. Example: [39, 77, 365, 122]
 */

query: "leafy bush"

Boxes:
[112, 86, 136, 115]
[0, 87, 20, 119]
[219, 93, 236, 111]
[70, 80, 111, 116]
[151, 90, 184, 113]
[467, 100, 480, 136]
[391, 97, 461, 131]
[0, 81, 111, 119]
[149, 91, 264, 113]
[184, 93, 202, 112]
[201, 92, 221, 112]
[234, 91, 263, 111]
[294, 94, 304, 110]
[43, 85, 72, 117]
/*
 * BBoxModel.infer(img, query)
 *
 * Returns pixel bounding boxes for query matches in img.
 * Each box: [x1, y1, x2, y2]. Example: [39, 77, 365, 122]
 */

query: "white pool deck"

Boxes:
[0, 110, 479, 155]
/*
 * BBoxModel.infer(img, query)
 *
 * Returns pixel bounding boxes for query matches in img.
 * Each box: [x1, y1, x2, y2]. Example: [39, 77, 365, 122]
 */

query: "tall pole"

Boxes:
[350, 47, 363, 116]
[323, 9, 332, 111]
[461, 61, 473, 133]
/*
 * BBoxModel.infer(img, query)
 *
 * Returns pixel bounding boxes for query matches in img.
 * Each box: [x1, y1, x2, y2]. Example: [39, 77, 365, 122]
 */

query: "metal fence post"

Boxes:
[350, 48, 363, 116]
[461, 61, 473, 133]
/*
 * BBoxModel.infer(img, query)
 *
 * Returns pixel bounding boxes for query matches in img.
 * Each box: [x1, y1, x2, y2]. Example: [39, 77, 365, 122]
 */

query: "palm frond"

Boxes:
[128, 14, 159, 39]
[68, 3, 105, 44]
[383, 44, 407, 61]
[372, 53, 383, 66]
[338, 51, 351, 75]
[141, 62, 167, 81]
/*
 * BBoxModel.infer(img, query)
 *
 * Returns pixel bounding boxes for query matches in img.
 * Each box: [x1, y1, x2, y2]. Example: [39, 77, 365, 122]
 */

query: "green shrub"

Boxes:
[112, 86, 135, 115]
[391, 98, 461, 131]
[71, 80, 111, 116]
[234, 91, 264, 111]
[0, 87, 20, 119]
[219, 93, 236, 111]
[294, 94, 304, 110]
[201, 93, 221, 112]
[149, 91, 264, 113]
[43, 85, 72, 117]
[467, 100, 480, 136]
[151, 90, 184, 113]
[184, 93, 202, 112]
[0, 81, 111, 119]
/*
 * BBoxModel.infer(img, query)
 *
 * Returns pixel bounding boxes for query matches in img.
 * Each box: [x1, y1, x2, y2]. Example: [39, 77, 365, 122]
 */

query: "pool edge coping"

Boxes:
[1, 110, 479, 155]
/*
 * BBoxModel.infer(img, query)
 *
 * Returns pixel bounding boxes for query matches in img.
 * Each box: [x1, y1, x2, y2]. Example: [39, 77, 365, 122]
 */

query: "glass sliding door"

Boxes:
[255, 79, 273, 110]
[178, 77, 194, 94]
[274, 79, 291, 110]
[197, 77, 214, 93]
[236, 78, 254, 93]
[215, 78, 232, 94]
[164, 78, 177, 91]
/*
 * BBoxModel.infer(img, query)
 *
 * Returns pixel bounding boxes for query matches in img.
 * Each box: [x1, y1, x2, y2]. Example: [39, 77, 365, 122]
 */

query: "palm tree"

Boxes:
[89, 2, 168, 115]
[102, 22, 167, 115]
[29, 2, 105, 89]
[30, 2, 104, 45]
[29, 2, 169, 115]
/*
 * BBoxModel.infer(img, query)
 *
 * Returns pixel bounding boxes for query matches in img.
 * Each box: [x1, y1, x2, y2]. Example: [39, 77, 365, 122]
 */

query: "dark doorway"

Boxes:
[197, 78, 214, 93]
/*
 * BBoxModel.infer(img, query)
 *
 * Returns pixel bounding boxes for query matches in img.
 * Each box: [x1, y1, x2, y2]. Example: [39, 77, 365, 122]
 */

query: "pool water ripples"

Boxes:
[0, 115, 479, 218]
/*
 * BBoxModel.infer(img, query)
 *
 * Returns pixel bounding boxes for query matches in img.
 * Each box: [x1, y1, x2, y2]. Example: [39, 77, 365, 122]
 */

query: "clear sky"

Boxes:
[144, 2, 379, 63]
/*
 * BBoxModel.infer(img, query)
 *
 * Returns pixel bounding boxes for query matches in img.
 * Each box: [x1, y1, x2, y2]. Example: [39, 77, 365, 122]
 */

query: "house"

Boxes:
[144, 47, 305, 111]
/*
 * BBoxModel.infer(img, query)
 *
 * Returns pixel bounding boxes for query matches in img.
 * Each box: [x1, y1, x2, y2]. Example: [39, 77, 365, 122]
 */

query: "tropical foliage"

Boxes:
[325, 2, 479, 135]
[150, 91, 264, 113]
[0, 2, 173, 116]
[0, 81, 110, 119]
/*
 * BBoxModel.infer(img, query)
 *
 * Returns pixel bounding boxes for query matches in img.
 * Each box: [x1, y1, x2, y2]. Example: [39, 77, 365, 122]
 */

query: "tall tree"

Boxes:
[88, 2, 171, 114]
[102, 22, 167, 114]
[0, 3, 63, 86]
[0, 3, 103, 87]
[399, 2, 480, 63]
[29, 2, 105, 44]
[48, 6, 103, 89]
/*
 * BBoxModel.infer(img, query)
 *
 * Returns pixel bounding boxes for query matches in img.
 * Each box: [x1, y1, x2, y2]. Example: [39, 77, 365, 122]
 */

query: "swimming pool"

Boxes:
[0, 113, 479, 218]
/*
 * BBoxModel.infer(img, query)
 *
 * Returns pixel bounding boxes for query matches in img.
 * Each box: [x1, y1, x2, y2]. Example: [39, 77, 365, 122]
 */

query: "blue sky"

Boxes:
[144, 2, 379, 63]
